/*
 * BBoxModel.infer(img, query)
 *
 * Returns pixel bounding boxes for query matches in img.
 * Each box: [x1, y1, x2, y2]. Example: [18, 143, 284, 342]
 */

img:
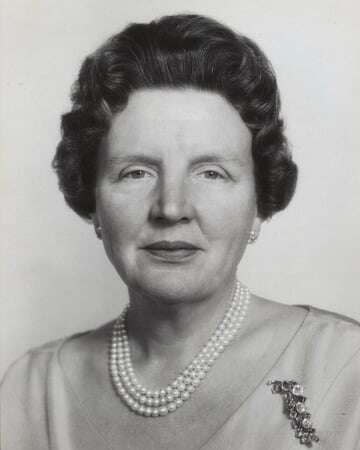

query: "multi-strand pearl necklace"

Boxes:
[109, 281, 250, 417]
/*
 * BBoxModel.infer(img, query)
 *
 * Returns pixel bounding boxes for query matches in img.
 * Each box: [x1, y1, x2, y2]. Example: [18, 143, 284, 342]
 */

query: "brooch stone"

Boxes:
[267, 380, 320, 446]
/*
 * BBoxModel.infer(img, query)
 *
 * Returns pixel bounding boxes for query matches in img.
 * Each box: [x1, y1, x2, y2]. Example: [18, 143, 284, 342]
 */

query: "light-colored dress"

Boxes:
[1, 300, 360, 449]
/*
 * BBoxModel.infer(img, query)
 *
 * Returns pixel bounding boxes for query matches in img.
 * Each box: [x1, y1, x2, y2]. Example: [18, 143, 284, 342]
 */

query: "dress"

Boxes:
[1, 299, 360, 450]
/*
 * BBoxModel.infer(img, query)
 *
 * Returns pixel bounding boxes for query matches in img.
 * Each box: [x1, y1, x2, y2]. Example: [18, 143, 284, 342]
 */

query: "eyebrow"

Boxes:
[189, 154, 246, 165]
[106, 155, 161, 167]
[106, 153, 246, 167]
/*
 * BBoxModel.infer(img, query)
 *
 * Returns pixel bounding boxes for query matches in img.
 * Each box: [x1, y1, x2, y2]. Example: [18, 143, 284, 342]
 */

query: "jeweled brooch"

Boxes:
[267, 380, 320, 446]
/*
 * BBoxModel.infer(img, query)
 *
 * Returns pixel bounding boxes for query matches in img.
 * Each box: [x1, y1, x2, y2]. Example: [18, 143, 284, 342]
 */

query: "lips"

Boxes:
[145, 241, 199, 251]
[142, 240, 200, 261]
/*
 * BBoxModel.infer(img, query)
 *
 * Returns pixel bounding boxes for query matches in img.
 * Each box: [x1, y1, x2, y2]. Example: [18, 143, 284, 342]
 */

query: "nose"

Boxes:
[149, 175, 194, 224]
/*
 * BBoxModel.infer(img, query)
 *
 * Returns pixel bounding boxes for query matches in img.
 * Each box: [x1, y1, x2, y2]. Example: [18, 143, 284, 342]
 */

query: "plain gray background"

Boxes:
[1, 0, 359, 379]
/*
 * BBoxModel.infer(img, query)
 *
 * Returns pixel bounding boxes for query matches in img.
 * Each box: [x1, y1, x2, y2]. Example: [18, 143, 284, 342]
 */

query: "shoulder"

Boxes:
[255, 294, 360, 347]
[0, 322, 112, 399]
[303, 305, 360, 373]
[0, 323, 115, 449]
[0, 319, 116, 414]
[1, 338, 65, 395]
[301, 304, 360, 352]
[280, 302, 360, 384]
[0, 338, 70, 449]
[306, 304, 360, 327]
[252, 295, 360, 373]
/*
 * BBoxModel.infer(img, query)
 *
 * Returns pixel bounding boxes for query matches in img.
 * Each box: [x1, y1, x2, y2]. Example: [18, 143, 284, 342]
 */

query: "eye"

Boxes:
[201, 169, 226, 180]
[120, 168, 155, 180]
[123, 169, 147, 179]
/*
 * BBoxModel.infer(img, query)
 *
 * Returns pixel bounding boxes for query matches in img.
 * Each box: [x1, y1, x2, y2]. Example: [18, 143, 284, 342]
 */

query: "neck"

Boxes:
[126, 277, 237, 371]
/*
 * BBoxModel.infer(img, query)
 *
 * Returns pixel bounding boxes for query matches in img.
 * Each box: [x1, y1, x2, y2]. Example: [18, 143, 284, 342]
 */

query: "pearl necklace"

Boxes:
[109, 281, 250, 417]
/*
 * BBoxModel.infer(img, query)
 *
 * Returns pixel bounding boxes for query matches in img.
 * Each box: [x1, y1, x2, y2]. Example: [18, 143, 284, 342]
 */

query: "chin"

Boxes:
[127, 270, 210, 304]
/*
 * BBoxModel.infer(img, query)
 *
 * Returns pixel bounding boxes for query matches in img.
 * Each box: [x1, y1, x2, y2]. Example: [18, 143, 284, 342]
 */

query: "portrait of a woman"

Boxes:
[1, 10, 359, 450]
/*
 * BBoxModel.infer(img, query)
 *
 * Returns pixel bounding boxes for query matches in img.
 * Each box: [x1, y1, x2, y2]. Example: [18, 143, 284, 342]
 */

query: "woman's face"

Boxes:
[94, 88, 259, 302]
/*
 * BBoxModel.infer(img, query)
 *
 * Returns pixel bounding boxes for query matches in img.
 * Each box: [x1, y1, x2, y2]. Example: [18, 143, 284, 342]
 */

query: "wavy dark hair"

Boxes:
[53, 14, 297, 220]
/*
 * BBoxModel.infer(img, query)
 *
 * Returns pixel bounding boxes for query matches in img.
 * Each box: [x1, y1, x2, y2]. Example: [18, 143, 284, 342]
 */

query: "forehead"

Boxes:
[105, 88, 252, 160]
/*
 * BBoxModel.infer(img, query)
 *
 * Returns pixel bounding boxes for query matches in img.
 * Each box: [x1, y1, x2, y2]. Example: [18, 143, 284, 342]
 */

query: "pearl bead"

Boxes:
[168, 403, 177, 412]
[181, 391, 190, 400]
[109, 282, 250, 418]
[144, 408, 152, 417]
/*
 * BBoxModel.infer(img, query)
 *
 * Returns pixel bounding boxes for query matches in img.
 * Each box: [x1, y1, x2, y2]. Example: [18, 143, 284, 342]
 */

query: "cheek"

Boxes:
[213, 210, 253, 247]
[196, 188, 256, 243]
[97, 193, 147, 249]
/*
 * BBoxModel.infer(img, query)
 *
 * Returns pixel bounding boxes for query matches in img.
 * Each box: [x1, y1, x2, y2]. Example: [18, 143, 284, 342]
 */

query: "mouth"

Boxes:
[142, 241, 201, 261]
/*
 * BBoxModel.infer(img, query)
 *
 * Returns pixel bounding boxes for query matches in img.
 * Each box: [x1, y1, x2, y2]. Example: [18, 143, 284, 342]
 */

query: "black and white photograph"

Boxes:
[1, 1, 359, 449]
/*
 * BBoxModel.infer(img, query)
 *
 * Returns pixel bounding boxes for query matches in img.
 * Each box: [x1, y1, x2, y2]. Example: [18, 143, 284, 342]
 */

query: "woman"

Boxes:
[1, 14, 359, 450]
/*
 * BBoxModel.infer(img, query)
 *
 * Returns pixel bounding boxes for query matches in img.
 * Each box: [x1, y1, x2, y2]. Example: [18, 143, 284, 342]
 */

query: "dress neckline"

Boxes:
[55, 298, 309, 449]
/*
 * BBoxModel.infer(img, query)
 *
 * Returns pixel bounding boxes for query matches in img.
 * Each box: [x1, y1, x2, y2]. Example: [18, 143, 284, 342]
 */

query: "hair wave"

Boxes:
[53, 14, 297, 220]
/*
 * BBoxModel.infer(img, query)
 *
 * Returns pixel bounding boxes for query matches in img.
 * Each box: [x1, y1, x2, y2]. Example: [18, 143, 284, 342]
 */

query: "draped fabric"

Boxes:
[1, 301, 360, 449]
